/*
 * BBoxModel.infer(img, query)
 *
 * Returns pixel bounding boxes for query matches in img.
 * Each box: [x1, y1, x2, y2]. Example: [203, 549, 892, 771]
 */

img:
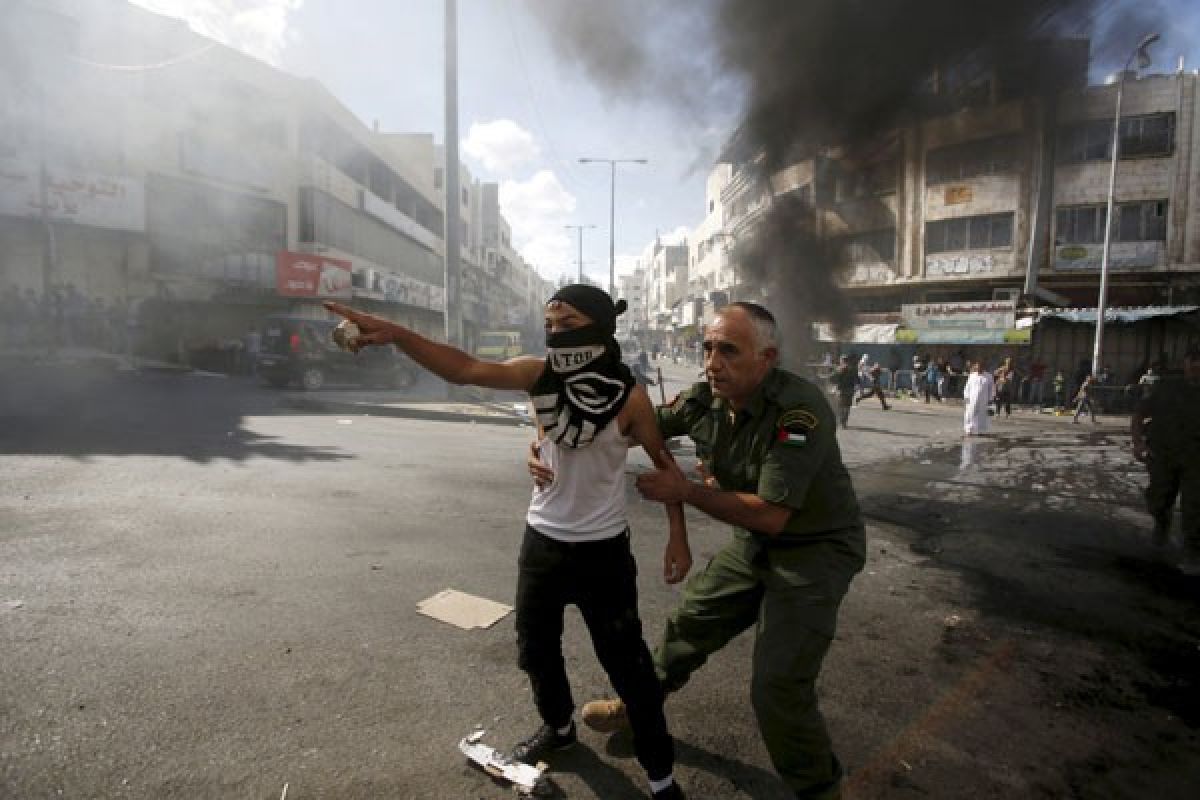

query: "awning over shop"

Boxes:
[813, 323, 898, 344]
[1030, 305, 1199, 324]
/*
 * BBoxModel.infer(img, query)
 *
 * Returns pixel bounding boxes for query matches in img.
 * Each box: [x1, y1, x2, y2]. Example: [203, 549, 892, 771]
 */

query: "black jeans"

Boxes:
[515, 525, 673, 780]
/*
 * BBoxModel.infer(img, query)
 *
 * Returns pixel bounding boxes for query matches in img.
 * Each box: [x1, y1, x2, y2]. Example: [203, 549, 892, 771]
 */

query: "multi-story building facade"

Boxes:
[718, 47, 1200, 377]
[616, 266, 647, 341]
[0, 0, 548, 360]
[687, 163, 735, 325]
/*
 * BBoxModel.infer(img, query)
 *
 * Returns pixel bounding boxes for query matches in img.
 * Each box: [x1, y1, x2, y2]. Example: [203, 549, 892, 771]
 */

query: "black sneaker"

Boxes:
[511, 721, 577, 764]
[652, 781, 686, 799]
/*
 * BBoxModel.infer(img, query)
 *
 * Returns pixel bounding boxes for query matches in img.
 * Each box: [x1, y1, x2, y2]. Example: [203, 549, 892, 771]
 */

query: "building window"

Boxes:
[1055, 200, 1168, 243]
[925, 135, 1020, 185]
[834, 159, 899, 201]
[1120, 113, 1175, 157]
[462, 186, 468, 206]
[1057, 112, 1175, 163]
[1055, 205, 1103, 244]
[926, 212, 1014, 253]
[434, 167, 444, 189]
[835, 229, 896, 264]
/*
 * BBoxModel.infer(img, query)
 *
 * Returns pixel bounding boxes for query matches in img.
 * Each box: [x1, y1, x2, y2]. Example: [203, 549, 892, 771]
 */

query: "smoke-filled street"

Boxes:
[2, 361, 1197, 799]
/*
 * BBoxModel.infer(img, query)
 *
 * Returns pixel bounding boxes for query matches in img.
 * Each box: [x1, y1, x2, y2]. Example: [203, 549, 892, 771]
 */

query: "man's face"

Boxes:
[703, 308, 776, 406]
[544, 301, 592, 336]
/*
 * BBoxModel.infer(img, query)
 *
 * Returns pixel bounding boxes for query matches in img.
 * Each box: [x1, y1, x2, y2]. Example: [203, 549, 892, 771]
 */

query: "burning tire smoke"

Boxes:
[523, 0, 1175, 363]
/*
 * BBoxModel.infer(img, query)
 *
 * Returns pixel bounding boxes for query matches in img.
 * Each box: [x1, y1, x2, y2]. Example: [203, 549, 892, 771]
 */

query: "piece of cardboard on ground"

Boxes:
[417, 589, 513, 630]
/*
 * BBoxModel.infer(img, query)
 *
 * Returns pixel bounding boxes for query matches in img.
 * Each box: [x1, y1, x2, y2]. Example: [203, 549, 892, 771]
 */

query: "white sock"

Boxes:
[648, 775, 675, 793]
[556, 721, 573, 736]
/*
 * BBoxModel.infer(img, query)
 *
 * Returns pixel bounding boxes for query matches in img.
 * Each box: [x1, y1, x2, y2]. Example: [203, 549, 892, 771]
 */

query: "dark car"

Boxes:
[256, 316, 418, 391]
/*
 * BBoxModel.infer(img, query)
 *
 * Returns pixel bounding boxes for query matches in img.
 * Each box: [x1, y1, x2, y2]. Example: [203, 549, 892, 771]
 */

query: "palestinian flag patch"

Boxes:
[777, 428, 807, 446]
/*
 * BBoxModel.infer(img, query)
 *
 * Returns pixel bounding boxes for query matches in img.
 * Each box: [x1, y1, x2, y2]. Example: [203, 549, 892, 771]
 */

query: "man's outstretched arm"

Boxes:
[325, 302, 542, 391]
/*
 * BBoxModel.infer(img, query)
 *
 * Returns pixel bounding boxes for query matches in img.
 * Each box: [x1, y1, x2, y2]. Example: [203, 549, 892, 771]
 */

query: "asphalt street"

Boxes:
[2, 358, 1198, 799]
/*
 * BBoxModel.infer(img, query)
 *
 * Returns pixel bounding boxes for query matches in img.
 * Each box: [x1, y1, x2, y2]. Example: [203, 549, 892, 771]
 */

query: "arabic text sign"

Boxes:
[0, 158, 145, 232]
[902, 301, 1016, 331]
[1054, 242, 1161, 271]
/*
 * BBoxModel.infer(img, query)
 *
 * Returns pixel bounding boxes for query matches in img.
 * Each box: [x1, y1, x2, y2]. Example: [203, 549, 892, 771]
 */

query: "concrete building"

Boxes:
[0, 0, 550, 362]
[616, 265, 647, 341]
[687, 163, 735, 325]
[718, 45, 1200, 378]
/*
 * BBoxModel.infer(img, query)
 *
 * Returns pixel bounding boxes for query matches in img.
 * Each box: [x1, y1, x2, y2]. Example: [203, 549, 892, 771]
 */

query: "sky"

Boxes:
[125, 0, 1200, 286]
[126, 0, 723, 286]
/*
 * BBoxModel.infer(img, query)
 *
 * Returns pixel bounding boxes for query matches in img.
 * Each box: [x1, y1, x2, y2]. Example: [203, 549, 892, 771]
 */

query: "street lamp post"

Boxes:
[578, 157, 647, 295]
[1092, 32, 1160, 377]
[563, 224, 596, 283]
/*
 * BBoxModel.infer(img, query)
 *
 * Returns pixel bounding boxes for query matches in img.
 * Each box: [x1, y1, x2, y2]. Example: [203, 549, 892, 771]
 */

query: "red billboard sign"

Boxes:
[276, 251, 353, 298]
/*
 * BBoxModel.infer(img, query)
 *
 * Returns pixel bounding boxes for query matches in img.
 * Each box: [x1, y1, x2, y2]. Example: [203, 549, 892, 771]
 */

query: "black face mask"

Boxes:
[531, 324, 634, 448]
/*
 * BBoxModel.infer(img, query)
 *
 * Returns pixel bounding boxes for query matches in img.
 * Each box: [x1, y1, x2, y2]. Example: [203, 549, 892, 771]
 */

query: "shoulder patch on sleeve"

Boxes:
[776, 408, 818, 447]
[780, 409, 819, 432]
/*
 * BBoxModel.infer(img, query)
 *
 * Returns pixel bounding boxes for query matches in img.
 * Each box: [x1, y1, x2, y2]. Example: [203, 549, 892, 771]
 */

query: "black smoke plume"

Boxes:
[524, 0, 1171, 363]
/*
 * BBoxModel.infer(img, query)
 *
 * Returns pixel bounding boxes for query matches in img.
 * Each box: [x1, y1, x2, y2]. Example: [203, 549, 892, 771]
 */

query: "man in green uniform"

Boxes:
[577, 302, 865, 799]
[1132, 343, 1200, 575]
[831, 354, 858, 428]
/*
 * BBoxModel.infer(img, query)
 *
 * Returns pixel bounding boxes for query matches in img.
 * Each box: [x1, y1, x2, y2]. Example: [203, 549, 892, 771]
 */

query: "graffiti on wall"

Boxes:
[925, 253, 995, 277]
[846, 263, 897, 284]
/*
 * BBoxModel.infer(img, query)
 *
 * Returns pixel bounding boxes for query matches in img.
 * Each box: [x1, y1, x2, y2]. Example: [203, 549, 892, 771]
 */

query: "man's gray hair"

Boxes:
[723, 302, 779, 355]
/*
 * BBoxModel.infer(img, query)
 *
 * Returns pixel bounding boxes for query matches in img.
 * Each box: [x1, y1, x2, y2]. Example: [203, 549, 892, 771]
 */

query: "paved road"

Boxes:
[2, 360, 1198, 799]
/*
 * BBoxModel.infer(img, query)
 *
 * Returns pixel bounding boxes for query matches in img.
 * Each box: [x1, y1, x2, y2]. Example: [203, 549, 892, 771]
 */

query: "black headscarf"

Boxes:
[530, 285, 634, 448]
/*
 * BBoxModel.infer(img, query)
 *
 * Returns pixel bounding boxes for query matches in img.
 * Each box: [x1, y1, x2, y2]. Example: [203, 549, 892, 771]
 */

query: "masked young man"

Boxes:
[325, 285, 690, 799]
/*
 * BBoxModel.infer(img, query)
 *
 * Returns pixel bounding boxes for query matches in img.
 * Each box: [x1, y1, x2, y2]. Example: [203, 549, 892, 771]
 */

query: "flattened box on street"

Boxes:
[416, 589, 513, 630]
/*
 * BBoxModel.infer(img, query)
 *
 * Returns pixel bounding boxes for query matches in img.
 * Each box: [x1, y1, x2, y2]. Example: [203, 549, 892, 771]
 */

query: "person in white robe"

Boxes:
[962, 362, 995, 435]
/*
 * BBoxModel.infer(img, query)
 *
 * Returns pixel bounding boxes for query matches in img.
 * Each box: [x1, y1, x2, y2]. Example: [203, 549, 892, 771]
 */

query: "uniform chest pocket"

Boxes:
[690, 416, 716, 450]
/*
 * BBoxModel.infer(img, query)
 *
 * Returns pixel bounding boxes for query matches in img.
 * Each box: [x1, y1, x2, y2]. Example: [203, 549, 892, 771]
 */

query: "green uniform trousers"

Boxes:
[1146, 456, 1200, 550]
[653, 530, 863, 800]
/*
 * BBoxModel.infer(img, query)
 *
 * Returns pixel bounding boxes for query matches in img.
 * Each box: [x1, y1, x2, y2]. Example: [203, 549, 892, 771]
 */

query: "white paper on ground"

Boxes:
[417, 589, 513, 630]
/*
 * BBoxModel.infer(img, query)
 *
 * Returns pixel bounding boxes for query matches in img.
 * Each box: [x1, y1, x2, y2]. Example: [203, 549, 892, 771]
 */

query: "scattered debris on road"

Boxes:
[459, 730, 547, 796]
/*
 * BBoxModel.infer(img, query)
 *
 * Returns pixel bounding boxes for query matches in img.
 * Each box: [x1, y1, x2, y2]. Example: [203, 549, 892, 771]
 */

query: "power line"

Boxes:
[501, 0, 600, 195]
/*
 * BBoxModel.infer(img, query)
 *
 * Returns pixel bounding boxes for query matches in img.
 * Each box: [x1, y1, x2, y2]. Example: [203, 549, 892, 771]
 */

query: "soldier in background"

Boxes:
[831, 354, 857, 427]
[1132, 344, 1200, 575]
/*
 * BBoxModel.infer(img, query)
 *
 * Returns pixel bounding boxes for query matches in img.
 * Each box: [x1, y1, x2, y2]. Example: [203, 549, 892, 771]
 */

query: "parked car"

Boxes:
[256, 315, 418, 391]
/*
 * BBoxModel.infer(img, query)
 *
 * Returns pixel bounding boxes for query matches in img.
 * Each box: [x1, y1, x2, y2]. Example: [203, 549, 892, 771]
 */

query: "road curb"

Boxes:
[280, 396, 531, 428]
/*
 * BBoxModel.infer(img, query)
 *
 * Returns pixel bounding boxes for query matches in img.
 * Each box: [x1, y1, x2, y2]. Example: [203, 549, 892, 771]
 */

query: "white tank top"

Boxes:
[526, 418, 632, 542]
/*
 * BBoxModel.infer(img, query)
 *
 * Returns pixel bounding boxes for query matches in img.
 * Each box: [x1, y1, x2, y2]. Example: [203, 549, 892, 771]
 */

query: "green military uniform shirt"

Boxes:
[657, 368, 864, 553]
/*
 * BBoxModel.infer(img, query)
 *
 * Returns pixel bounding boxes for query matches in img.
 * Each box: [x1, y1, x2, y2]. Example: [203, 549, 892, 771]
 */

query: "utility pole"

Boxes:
[563, 224, 595, 283]
[1092, 33, 1159, 377]
[578, 158, 646, 295]
[443, 0, 461, 347]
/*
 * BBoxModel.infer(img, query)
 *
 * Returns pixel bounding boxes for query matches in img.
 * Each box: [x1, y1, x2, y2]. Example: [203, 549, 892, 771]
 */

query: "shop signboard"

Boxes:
[897, 300, 1027, 345]
[1054, 241, 1161, 271]
[276, 251, 352, 298]
[0, 158, 145, 232]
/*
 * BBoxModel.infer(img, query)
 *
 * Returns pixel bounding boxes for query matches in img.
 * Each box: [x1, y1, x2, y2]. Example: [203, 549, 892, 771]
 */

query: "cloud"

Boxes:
[462, 119, 541, 176]
[129, 0, 302, 66]
[615, 253, 641, 277]
[659, 225, 692, 246]
[499, 170, 577, 276]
